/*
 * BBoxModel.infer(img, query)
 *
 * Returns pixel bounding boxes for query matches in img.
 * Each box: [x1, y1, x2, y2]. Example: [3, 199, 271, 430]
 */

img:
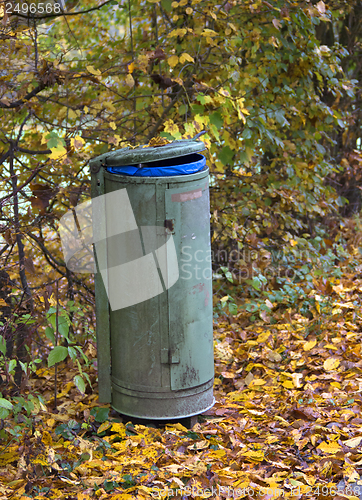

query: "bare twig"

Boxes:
[0, 83, 47, 109]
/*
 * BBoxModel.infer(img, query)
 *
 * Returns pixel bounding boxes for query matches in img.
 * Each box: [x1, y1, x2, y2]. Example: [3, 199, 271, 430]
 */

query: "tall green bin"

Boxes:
[89, 139, 214, 419]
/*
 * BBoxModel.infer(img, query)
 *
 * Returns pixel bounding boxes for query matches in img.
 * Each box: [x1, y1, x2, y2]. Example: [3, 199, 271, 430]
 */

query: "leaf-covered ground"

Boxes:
[2, 262, 362, 500]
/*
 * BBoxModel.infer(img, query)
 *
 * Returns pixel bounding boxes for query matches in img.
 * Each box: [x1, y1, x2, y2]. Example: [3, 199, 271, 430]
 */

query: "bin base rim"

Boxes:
[111, 397, 215, 420]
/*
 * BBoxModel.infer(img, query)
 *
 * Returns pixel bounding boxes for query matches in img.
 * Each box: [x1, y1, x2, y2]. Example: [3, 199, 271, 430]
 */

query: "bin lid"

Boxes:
[89, 137, 206, 172]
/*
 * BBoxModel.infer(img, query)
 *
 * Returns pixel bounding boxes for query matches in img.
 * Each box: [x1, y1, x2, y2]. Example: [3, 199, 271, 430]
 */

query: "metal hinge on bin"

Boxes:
[161, 348, 180, 364]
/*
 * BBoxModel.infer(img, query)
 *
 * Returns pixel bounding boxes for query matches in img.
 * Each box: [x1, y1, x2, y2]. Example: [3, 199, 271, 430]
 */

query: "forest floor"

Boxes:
[1, 258, 362, 499]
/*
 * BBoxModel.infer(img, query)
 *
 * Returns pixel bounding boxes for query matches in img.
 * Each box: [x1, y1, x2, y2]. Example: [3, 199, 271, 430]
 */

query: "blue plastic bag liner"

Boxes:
[106, 153, 206, 177]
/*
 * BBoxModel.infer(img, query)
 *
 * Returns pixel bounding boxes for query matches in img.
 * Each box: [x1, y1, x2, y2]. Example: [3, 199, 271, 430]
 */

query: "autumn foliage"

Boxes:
[0, 0, 362, 497]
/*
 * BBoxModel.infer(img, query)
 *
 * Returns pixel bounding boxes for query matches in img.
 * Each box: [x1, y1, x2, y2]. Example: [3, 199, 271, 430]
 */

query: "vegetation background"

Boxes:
[0, 0, 362, 497]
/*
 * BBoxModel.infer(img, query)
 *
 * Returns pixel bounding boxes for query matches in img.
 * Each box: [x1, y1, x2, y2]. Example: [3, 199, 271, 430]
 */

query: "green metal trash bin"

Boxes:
[89, 139, 214, 419]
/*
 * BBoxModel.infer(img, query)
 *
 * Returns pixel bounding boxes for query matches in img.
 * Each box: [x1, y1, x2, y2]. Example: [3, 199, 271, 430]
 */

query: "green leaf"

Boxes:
[83, 371, 92, 388]
[8, 359, 16, 374]
[209, 112, 223, 129]
[74, 375, 86, 394]
[48, 346, 68, 367]
[45, 326, 55, 344]
[242, 128, 252, 139]
[178, 104, 188, 115]
[161, 0, 172, 12]
[219, 146, 234, 166]
[0, 336, 6, 356]
[49, 314, 70, 341]
[220, 266, 233, 282]
[91, 407, 109, 423]
[68, 346, 77, 361]
[0, 408, 10, 419]
[0, 398, 13, 410]
[336, 196, 347, 207]
[316, 143, 326, 155]
[75, 345, 89, 364]
[19, 361, 27, 373]
[228, 302, 238, 315]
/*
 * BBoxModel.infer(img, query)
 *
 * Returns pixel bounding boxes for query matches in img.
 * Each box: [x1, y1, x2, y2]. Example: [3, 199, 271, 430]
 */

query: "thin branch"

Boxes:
[0, 160, 48, 208]
[146, 85, 185, 140]
[9, 149, 33, 310]
[25, 232, 66, 268]
[16, 113, 32, 143]
[0, 150, 10, 166]
[16, 146, 51, 155]
[0, 83, 47, 109]
[0, 245, 9, 257]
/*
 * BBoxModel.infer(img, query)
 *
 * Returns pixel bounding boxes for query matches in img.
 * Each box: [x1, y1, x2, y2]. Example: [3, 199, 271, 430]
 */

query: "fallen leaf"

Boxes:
[303, 339, 317, 351]
[317, 441, 341, 454]
[344, 436, 362, 448]
[324, 358, 340, 371]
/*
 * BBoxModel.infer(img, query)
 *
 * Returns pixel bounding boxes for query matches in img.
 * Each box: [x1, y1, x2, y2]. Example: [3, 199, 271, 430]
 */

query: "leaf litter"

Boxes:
[2, 281, 362, 498]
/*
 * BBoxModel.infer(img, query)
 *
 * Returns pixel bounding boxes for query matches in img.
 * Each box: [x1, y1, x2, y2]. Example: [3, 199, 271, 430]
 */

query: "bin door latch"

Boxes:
[164, 219, 175, 234]
[161, 348, 180, 364]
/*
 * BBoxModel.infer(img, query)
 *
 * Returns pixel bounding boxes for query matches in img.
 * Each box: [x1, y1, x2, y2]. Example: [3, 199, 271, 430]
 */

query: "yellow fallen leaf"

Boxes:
[334, 301, 355, 309]
[344, 436, 362, 448]
[317, 441, 341, 454]
[206, 449, 226, 460]
[265, 349, 282, 362]
[239, 450, 264, 462]
[162, 464, 183, 473]
[266, 436, 279, 444]
[86, 65, 101, 76]
[0, 451, 19, 466]
[110, 122, 117, 130]
[249, 378, 266, 386]
[166, 422, 188, 432]
[323, 343, 338, 350]
[187, 439, 209, 450]
[0, 299, 7, 307]
[111, 423, 126, 438]
[324, 357, 340, 371]
[97, 421, 112, 434]
[282, 380, 294, 389]
[303, 339, 317, 351]
[345, 465, 360, 483]
[257, 331, 270, 343]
